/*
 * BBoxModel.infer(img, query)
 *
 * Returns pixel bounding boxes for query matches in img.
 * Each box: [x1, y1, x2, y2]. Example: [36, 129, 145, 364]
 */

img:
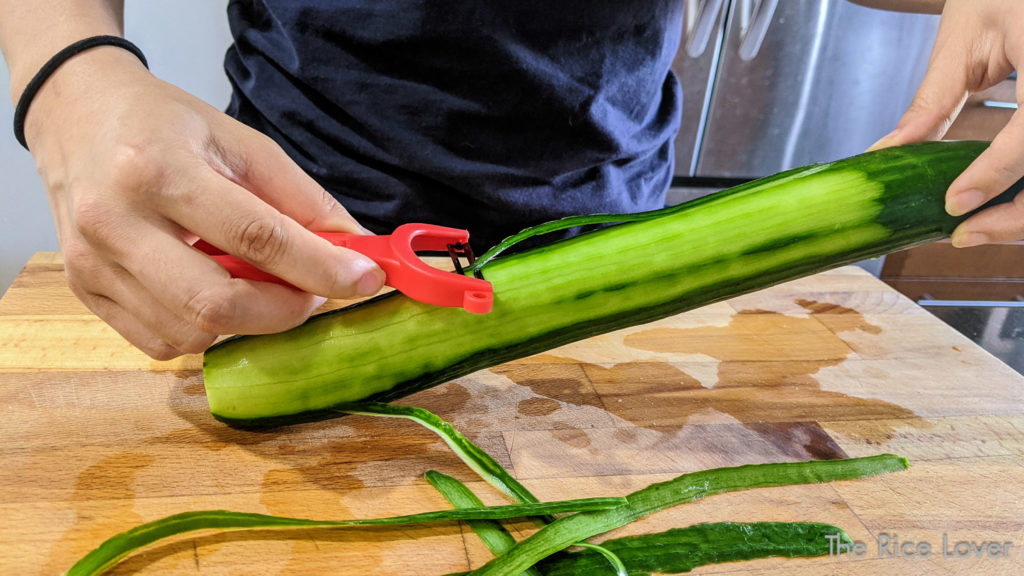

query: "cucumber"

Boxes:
[203, 141, 1015, 427]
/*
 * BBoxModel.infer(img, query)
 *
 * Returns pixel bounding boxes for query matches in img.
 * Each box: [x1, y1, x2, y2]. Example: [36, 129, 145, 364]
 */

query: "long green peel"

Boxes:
[65, 403, 908, 576]
[427, 470, 627, 576]
[425, 474, 851, 576]
[465, 454, 908, 575]
[338, 403, 540, 506]
[63, 498, 625, 576]
[536, 522, 854, 576]
[426, 470, 544, 576]
[443, 522, 854, 576]
[399, 402, 905, 576]
[367, 403, 626, 573]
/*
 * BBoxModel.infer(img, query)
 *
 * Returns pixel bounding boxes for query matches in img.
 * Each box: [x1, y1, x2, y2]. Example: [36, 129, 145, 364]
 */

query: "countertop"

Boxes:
[2, 253, 1024, 575]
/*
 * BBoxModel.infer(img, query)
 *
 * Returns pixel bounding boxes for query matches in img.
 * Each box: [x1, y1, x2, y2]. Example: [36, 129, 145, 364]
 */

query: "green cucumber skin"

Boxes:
[203, 141, 1012, 427]
[464, 454, 908, 575]
[537, 522, 850, 576]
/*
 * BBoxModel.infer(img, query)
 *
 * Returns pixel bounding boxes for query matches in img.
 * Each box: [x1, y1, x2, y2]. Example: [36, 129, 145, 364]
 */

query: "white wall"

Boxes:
[0, 2, 234, 294]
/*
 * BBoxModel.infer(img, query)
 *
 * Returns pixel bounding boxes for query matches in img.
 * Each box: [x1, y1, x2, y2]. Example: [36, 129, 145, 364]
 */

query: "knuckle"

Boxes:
[230, 216, 289, 266]
[61, 240, 91, 273]
[63, 266, 88, 299]
[66, 277, 94, 308]
[108, 143, 165, 191]
[71, 197, 117, 243]
[317, 188, 343, 222]
[141, 341, 183, 362]
[184, 288, 238, 334]
[61, 243, 104, 292]
[203, 131, 251, 183]
[165, 329, 217, 355]
[176, 334, 217, 355]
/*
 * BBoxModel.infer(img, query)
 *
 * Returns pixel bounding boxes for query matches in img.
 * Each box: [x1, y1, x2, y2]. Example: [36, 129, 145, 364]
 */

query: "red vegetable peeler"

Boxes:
[194, 223, 493, 314]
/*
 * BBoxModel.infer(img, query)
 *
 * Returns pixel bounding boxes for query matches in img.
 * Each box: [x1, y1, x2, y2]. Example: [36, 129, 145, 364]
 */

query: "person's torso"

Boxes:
[225, 0, 684, 251]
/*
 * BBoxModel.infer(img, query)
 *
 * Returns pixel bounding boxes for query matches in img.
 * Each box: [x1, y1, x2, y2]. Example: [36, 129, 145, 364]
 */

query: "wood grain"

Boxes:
[1, 252, 1023, 575]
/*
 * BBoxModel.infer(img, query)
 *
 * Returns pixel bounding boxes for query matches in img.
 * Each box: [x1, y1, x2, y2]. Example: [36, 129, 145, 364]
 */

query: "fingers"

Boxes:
[945, 85, 1024, 245]
[950, 190, 1024, 247]
[72, 268, 216, 360]
[204, 126, 366, 234]
[948, 105, 1024, 208]
[70, 225, 330, 359]
[64, 243, 215, 359]
[162, 170, 384, 298]
[865, 0, 1024, 246]
[160, 130, 385, 299]
[868, 32, 970, 150]
[105, 217, 331, 336]
[69, 197, 332, 358]
[948, 109, 1024, 247]
[34, 65, 374, 360]
[76, 292, 183, 361]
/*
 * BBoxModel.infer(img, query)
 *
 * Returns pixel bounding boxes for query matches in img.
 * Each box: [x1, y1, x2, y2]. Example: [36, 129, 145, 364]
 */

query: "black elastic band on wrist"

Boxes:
[13, 35, 148, 150]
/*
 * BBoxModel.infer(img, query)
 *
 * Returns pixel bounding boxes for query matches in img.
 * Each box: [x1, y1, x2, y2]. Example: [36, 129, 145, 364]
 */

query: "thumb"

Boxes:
[207, 124, 368, 235]
[868, 38, 970, 151]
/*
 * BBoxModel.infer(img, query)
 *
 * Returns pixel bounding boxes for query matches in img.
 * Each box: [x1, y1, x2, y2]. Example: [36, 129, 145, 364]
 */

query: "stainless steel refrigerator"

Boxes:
[671, 0, 940, 190]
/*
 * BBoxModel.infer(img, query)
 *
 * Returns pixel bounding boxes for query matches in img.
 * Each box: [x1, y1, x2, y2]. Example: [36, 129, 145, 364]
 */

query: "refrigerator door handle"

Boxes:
[685, 0, 726, 58]
[738, 0, 779, 61]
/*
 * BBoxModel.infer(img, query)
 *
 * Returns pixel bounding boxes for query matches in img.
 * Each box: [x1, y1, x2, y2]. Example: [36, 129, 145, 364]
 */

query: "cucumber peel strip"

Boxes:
[464, 454, 907, 575]
[427, 470, 626, 576]
[468, 209, 674, 273]
[532, 521, 854, 576]
[337, 403, 538, 505]
[63, 499, 625, 576]
[339, 401, 626, 570]
[426, 470, 545, 576]
[425, 473, 854, 576]
[560, 543, 628, 576]
[64, 402, 907, 575]
[341, 403, 905, 575]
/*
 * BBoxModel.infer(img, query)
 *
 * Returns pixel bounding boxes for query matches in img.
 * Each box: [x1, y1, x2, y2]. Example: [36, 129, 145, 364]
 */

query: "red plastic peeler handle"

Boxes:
[195, 223, 493, 314]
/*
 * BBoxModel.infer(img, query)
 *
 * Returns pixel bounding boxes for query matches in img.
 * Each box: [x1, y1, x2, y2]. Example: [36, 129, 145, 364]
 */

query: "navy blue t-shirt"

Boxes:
[224, 1, 684, 251]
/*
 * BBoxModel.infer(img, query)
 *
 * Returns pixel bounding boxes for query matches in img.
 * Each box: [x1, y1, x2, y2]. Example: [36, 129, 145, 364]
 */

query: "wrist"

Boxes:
[21, 44, 150, 151]
[2, 0, 125, 102]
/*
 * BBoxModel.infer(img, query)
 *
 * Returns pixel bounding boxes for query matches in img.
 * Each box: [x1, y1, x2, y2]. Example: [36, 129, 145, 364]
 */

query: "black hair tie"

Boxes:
[13, 35, 148, 150]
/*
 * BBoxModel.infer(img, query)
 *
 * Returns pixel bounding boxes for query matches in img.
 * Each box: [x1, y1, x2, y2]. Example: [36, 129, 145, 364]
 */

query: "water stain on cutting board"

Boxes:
[517, 396, 562, 416]
[618, 300, 922, 435]
[254, 414, 486, 574]
[408, 381, 473, 418]
[496, 300, 924, 457]
[257, 468, 385, 575]
[44, 452, 154, 575]
[246, 384, 487, 573]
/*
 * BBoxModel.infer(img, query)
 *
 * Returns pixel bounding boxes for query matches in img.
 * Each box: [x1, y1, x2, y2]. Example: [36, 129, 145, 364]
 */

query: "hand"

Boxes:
[24, 46, 385, 360]
[869, 0, 1024, 247]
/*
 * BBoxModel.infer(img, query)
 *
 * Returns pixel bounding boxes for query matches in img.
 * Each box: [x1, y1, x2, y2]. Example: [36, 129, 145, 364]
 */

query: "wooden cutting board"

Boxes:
[2, 253, 1023, 575]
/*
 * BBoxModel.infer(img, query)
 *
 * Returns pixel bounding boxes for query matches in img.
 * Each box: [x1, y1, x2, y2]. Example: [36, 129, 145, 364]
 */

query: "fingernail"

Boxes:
[951, 231, 988, 248]
[946, 189, 985, 216]
[359, 225, 375, 236]
[310, 295, 328, 310]
[356, 269, 385, 297]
